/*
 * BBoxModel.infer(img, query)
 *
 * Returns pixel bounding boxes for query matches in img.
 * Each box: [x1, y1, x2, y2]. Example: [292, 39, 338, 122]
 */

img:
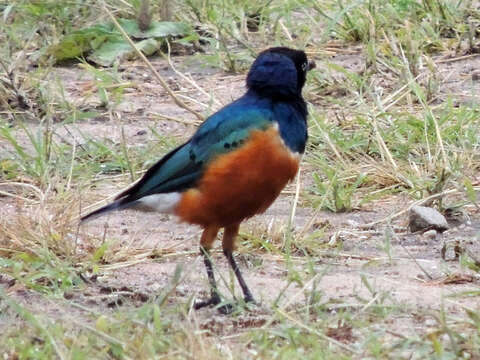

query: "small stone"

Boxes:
[409, 205, 449, 232]
[346, 219, 359, 227]
[423, 229, 437, 239]
[472, 70, 480, 81]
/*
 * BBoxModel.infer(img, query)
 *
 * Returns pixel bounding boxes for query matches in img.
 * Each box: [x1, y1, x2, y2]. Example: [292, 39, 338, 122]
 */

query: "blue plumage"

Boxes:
[82, 48, 312, 221]
[81, 47, 315, 313]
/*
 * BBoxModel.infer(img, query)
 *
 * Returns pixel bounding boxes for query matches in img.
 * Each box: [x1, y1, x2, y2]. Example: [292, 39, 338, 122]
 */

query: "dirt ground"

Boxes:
[2, 52, 480, 347]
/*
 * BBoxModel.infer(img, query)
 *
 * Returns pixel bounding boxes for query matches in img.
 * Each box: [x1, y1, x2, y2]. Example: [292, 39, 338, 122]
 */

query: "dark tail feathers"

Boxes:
[80, 199, 133, 223]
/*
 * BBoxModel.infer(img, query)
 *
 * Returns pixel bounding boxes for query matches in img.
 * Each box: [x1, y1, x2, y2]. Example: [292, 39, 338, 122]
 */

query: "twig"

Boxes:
[278, 19, 293, 41]
[0, 58, 28, 109]
[359, 187, 475, 229]
[0, 190, 37, 203]
[69, 318, 127, 349]
[312, 115, 347, 167]
[0, 182, 45, 201]
[102, 2, 204, 121]
[435, 53, 480, 64]
[398, 240, 433, 280]
[163, 41, 222, 108]
[289, 166, 302, 225]
[151, 112, 202, 126]
[278, 309, 359, 354]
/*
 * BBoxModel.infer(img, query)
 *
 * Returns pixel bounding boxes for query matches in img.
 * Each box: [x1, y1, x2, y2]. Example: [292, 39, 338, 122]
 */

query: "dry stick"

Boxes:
[0, 189, 36, 203]
[371, 115, 398, 169]
[70, 318, 127, 350]
[0, 58, 28, 109]
[388, 225, 434, 279]
[351, 292, 380, 320]
[66, 139, 76, 190]
[278, 19, 293, 41]
[260, 272, 322, 333]
[278, 309, 359, 354]
[0, 182, 45, 201]
[163, 41, 222, 108]
[152, 112, 202, 126]
[102, 3, 204, 122]
[435, 53, 480, 64]
[358, 187, 480, 229]
[289, 166, 302, 226]
[377, 72, 424, 115]
[312, 116, 347, 167]
[399, 46, 448, 169]
[400, 242, 434, 280]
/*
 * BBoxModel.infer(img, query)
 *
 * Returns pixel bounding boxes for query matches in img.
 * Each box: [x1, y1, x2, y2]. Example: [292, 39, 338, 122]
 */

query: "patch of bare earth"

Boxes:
[2, 53, 480, 351]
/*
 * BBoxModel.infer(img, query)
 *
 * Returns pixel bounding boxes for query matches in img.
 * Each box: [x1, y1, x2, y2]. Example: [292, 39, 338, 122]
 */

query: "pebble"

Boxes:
[423, 229, 437, 239]
[409, 205, 449, 232]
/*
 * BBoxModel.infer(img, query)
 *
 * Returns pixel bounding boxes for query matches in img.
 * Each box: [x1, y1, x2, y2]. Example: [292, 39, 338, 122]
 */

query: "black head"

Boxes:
[246, 47, 315, 99]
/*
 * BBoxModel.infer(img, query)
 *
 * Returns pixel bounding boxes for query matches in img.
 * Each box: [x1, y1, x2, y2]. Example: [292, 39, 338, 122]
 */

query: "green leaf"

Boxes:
[87, 39, 132, 67]
[464, 178, 478, 206]
[92, 243, 108, 263]
[49, 25, 118, 61]
[50, 19, 190, 64]
[153, 304, 162, 332]
[117, 19, 191, 39]
[88, 38, 160, 67]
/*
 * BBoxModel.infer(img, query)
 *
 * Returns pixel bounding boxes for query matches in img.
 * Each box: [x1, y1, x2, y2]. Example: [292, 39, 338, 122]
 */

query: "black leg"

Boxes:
[223, 249, 255, 304]
[194, 247, 234, 314]
[194, 246, 221, 309]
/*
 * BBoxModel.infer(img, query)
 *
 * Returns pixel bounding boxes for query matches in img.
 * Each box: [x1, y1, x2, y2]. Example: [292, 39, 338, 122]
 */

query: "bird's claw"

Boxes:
[194, 296, 234, 314]
[194, 294, 256, 314]
[217, 303, 234, 315]
[193, 294, 221, 310]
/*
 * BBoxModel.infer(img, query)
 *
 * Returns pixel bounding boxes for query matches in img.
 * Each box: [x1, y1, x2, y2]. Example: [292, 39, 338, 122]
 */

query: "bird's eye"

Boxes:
[301, 62, 308, 72]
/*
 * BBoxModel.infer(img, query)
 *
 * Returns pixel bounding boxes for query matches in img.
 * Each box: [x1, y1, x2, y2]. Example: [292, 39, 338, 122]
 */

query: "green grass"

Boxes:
[1, 0, 480, 358]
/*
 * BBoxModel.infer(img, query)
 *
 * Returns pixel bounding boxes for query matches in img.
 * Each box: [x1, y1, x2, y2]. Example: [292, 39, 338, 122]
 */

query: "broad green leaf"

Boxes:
[92, 243, 108, 263]
[88, 38, 160, 66]
[49, 25, 118, 61]
[51, 19, 190, 65]
[464, 178, 478, 206]
[87, 39, 132, 67]
[117, 18, 191, 39]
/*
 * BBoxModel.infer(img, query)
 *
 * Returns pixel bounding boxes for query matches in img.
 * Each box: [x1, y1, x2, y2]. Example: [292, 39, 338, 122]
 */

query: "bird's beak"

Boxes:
[307, 60, 316, 71]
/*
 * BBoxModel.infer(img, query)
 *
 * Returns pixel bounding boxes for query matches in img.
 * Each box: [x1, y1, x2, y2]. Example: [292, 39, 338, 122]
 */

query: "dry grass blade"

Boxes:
[370, 115, 398, 170]
[0, 182, 45, 202]
[359, 186, 480, 229]
[163, 41, 222, 108]
[3, 1, 480, 357]
[0, 288, 67, 360]
[277, 309, 359, 354]
[102, 2, 205, 122]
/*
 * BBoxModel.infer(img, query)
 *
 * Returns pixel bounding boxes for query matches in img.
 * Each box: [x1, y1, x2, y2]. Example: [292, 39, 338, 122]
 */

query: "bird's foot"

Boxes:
[194, 294, 221, 310]
[194, 295, 235, 314]
[194, 294, 257, 314]
[244, 294, 255, 304]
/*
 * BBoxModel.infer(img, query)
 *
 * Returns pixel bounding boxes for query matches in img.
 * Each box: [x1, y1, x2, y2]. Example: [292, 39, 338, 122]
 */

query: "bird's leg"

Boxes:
[194, 227, 222, 310]
[194, 246, 221, 308]
[223, 224, 255, 304]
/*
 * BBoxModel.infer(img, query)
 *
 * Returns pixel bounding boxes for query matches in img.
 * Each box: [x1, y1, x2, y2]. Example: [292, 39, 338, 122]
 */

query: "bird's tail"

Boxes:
[80, 198, 133, 223]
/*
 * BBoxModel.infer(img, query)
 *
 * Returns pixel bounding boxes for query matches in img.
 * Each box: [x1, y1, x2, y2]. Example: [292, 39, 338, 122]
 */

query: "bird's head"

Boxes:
[246, 47, 315, 99]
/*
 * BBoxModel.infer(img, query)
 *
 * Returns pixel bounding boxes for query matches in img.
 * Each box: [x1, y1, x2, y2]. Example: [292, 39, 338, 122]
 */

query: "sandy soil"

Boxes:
[2, 52, 480, 344]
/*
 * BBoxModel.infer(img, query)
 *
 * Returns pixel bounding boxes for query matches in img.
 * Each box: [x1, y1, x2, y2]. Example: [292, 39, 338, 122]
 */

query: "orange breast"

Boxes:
[175, 126, 300, 227]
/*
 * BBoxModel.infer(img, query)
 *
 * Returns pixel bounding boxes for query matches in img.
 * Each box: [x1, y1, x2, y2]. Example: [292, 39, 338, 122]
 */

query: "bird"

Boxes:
[81, 47, 315, 313]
